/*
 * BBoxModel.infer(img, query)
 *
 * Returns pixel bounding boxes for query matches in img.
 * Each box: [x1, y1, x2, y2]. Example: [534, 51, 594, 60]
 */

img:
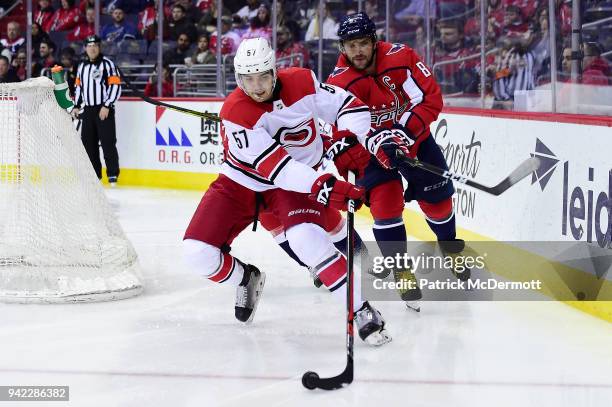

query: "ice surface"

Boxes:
[1, 187, 610, 407]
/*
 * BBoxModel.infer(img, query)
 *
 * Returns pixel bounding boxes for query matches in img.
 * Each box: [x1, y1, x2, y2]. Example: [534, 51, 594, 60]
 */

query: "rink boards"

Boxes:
[111, 98, 612, 321]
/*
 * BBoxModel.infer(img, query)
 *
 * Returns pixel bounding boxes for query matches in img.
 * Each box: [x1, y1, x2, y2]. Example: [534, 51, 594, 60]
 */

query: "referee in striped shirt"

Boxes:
[73, 35, 122, 185]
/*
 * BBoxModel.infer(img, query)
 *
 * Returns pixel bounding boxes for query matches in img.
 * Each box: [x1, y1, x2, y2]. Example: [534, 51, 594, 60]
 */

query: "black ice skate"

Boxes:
[354, 302, 392, 346]
[393, 265, 422, 312]
[439, 239, 471, 281]
[235, 264, 266, 324]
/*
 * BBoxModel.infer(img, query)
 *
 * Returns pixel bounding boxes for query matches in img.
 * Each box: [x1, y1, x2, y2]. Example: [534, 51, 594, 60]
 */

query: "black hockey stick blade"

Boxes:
[397, 151, 541, 196]
[302, 360, 354, 390]
[117, 67, 220, 122]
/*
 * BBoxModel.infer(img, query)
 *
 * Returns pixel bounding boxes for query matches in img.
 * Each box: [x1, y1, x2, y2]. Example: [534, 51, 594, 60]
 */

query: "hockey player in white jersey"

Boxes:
[183, 38, 391, 346]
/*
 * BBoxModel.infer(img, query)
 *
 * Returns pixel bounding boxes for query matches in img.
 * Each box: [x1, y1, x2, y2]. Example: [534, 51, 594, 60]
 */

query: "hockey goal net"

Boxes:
[0, 77, 143, 303]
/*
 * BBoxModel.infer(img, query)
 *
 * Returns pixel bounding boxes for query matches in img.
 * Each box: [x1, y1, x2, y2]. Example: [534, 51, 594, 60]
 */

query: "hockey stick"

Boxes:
[302, 171, 355, 391]
[117, 67, 221, 122]
[396, 151, 541, 196]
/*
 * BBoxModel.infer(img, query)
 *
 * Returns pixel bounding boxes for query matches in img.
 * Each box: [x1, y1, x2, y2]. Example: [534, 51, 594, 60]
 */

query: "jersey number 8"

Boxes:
[416, 62, 432, 77]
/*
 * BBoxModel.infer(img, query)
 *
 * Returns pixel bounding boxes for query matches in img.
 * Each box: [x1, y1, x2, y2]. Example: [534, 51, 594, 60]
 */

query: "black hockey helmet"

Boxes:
[337, 12, 377, 44]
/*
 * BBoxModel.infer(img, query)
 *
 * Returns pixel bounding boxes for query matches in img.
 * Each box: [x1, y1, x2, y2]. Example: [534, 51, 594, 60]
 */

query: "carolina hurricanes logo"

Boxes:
[386, 43, 405, 55]
[275, 119, 318, 147]
[329, 67, 348, 78]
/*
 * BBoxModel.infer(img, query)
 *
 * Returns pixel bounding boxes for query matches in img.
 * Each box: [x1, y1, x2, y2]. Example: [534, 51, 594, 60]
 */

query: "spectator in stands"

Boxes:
[1, 22, 25, 57]
[189, 34, 216, 65]
[196, 0, 213, 12]
[434, 19, 479, 95]
[581, 42, 610, 85]
[163, 32, 191, 65]
[138, 0, 157, 41]
[304, 2, 339, 41]
[557, 0, 571, 37]
[530, 7, 551, 83]
[464, 0, 504, 43]
[102, 8, 138, 43]
[49, 0, 81, 32]
[241, 4, 272, 42]
[209, 15, 241, 55]
[560, 45, 572, 80]
[34, 39, 57, 77]
[10, 49, 27, 81]
[60, 47, 78, 96]
[492, 35, 536, 107]
[168, 4, 198, 42]
[503, 0, 539, 23]
[68, 7, 96, 42]
[31, 22, 51, 59]
[0, 55, 19, 83]
[236, 0, 261, 25]
[503, 5, 528, 37]
[197, 1, 230, 34]
[35, 0, 56, 33]
[144, 63, 174, 96]
[175, 0, 202, 24]
[276, 24, 310, 69]
[78, 0, 95, 15]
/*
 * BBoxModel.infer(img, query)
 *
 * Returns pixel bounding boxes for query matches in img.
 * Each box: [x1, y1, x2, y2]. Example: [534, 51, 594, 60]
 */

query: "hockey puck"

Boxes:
[302, 371, 319, 390]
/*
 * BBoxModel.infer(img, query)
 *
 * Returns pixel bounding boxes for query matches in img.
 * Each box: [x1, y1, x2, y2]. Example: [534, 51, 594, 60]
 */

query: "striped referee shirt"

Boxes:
[74, 55, 121, 108]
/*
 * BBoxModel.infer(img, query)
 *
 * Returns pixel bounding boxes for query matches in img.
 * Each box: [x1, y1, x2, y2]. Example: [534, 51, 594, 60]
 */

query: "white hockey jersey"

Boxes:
[219, 67, 371, 192]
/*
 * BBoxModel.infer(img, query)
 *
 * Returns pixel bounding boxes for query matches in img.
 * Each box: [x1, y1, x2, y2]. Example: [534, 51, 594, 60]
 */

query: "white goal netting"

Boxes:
[0, 77, 143, 303]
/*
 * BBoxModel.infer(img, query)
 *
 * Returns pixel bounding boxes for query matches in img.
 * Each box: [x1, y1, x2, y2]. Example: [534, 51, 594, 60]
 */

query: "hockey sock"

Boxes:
[373, 217, 407, 258]
[419, 199, 456, 241]
[210, 252, 246, 286]
[426, 213, 457, 241]
[332, 230, 365, 258]
[278, 240, 307, 268]
[313, 252, 364, 312]
[183, 239, 245, 286]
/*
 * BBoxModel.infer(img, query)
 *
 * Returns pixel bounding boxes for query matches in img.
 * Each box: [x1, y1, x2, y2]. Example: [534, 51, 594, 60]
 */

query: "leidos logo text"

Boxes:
[533, 139, 611, 248]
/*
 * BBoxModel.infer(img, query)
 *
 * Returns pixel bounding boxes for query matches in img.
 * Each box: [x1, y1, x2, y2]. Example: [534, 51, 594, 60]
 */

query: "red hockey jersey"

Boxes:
[327, 41, 443, 155]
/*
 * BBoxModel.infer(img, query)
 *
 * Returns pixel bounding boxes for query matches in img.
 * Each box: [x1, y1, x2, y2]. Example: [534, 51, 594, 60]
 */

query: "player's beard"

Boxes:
[348, 49, 376, 71]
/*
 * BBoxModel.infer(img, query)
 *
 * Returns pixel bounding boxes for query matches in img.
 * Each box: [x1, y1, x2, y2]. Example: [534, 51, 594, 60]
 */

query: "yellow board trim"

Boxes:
[101, 168, 218, 190]
[108, 168, 612, 323]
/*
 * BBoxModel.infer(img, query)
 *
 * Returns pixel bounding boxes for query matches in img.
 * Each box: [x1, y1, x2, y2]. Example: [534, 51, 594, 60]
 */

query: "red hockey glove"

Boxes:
[365, 125, 416, 170]
[310, 173, 365, 211]
[326, 130, 371, 179]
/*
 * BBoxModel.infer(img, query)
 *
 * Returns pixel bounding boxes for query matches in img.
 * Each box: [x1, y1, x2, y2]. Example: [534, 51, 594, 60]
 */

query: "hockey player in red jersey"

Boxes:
[327, 13, 470, 311]
[183, 38, 391, 346]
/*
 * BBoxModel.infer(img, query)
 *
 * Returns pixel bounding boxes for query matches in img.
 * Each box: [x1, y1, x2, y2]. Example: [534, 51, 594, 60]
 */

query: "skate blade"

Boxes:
[404, 300, 421, 313]
[244, 272, 266, 325]
[364, 328, 392, 347]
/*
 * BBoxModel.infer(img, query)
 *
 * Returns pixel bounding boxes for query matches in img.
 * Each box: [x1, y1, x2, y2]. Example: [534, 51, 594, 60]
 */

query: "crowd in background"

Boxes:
[0, 0, 610, 107]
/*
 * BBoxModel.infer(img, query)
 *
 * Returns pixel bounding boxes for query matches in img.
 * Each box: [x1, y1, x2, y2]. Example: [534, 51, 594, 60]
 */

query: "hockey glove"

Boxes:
[310, 173, 365, 211]
[365, 125, 416, 170]
[325, 130, 371, 179]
